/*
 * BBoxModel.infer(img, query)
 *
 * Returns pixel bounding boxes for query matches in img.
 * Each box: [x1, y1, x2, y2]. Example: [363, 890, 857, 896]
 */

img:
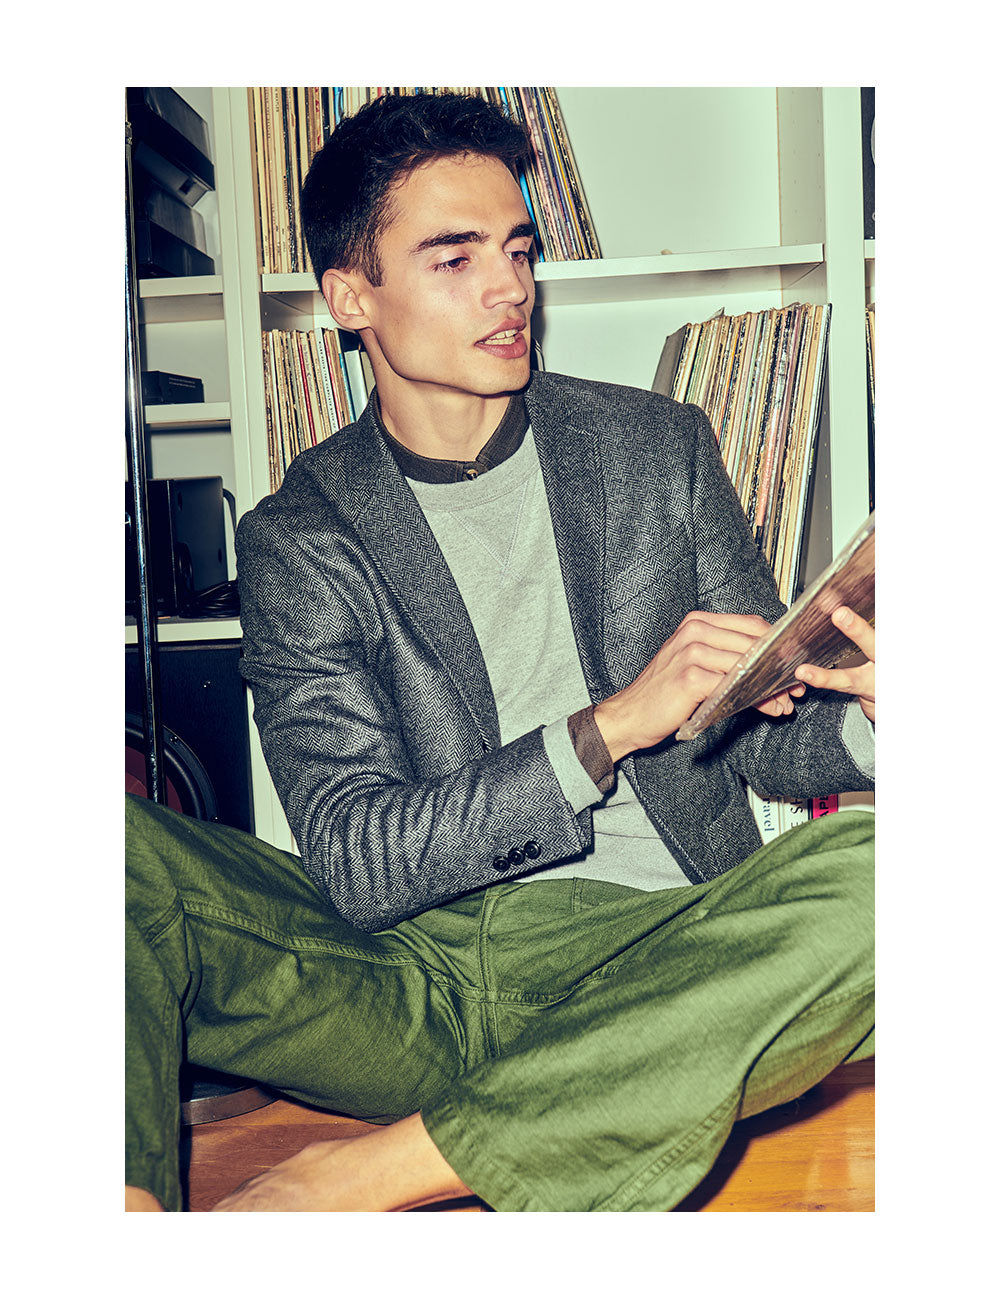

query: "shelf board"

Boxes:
[125, 616, 242, 645]
[145, 401, 231, 431]
[535, 246, 825, 305]
[139, 275, 225, 323]
[260, 245, 825, 313]
[260, 274, 323, 318]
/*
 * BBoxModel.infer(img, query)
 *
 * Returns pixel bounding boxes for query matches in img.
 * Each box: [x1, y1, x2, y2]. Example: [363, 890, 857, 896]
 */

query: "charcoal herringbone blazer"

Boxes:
[236, 371, 872, 932]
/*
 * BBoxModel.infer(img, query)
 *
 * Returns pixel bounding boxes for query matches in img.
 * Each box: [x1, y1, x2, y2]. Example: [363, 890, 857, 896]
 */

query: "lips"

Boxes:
[476, 319, 528, 359]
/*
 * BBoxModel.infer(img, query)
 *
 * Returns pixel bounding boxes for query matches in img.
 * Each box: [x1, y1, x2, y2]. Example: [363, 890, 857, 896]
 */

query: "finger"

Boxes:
[674, 617, 768, 658]
[678, 641, 757, 678]
[755, 688, 797, 717]
[680, 610, 772, 639]
[755, 696, 792, 717]
[832, 606, 875, 659]
[795, 662, 861, 696]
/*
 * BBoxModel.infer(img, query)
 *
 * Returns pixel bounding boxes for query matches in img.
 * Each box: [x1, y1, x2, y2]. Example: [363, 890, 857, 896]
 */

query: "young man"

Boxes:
[125, 92, 874, 1212]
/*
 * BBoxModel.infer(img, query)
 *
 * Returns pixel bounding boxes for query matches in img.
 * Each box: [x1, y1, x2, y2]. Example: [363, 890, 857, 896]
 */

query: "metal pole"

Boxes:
[125, 112, 166, 804]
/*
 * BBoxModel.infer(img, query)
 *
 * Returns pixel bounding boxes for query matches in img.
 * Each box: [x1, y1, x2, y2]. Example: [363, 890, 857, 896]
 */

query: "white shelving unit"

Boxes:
[145, 402, 231, 430]
[126, 619, 242, 644]
[132, 86, 875, 851]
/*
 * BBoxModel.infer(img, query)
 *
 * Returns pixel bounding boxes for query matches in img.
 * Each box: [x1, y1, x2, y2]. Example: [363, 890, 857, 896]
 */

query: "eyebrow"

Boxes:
[409, 221, 537, 256]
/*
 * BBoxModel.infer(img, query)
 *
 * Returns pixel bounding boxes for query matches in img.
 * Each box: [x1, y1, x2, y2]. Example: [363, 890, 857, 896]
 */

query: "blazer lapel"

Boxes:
[333, 403, 501, 746]
[527, 378, 614, 705]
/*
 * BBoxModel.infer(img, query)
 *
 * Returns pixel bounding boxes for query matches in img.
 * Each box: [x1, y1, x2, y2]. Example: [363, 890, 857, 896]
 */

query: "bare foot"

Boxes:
[212, 1137, 359, 1211]
[125, 1185, 164, 1211]
[211, 1113, 471, 1212]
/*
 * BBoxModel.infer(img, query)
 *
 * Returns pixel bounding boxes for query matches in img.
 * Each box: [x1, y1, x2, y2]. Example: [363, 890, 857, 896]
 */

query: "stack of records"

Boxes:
[249, 89, 326, 277]
[249, 87, 601, 274]
[654, 302, 832, 605]
[478, 87, 601, 262]
[261, 328, 361, 493]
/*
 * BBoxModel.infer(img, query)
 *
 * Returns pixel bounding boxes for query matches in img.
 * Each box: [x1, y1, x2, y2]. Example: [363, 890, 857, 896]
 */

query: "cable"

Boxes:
[182, 580, 240, 618]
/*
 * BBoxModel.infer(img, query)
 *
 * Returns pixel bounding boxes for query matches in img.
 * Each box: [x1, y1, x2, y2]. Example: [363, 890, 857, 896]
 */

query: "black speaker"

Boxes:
[124, 640, 254, 835]
[126, 477, 229, 618]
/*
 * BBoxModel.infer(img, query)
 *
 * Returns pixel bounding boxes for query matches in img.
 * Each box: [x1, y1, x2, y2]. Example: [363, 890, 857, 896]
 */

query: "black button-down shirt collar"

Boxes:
[374, 390, 529, 484]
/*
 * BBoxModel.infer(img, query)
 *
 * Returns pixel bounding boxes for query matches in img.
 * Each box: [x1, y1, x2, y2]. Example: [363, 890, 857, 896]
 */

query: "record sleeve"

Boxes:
[676, 512, 875, 740]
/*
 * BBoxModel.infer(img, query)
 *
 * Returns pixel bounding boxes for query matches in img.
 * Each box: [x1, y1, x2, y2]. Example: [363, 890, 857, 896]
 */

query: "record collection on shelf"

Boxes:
[653, 301, 832, 606]
[653, 302, 873, 834]
[248, 86, 601, 275]
[260, 327, 363, 494]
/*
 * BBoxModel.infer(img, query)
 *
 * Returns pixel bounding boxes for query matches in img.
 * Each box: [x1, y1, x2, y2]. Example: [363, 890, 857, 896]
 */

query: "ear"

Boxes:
[321, 268, 371, 333]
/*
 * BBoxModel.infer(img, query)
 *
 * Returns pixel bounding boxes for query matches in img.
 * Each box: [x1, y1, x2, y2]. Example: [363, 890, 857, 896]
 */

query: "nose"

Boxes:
[482, 249, 533, 311]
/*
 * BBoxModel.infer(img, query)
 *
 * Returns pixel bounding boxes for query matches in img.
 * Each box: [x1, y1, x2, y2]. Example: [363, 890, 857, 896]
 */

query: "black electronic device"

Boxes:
[128, 87, 216, 277]
[133, 217, 215, 279]
[125, 477, 228, 617]
[125, 640, 254, 835]
[134, 176, 212, 252]
[127, 86, 215, 206]
[141, 370, 205, 405]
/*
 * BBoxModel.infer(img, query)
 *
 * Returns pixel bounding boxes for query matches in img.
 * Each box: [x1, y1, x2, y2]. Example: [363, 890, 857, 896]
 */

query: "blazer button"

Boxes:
[493, 856, 508, 871]
[507, 846, 525, 866]
[524, 841, 541, 859]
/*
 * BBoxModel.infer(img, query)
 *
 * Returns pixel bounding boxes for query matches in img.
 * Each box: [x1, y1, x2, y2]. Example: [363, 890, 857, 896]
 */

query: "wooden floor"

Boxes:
[183, 1057, 873, 1212]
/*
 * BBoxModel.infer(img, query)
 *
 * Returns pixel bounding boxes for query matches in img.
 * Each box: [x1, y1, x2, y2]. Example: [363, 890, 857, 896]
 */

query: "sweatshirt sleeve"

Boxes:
[541, 705, 615, 814]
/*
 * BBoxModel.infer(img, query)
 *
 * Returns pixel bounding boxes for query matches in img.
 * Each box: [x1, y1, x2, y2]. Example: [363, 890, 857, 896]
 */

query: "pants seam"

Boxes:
[593, 1088, 740, 1212]
[422, 1094, 538, 1212]
[138, 897, 184, 948]
[795, 976, 875, 1024]
[477, 890, 501, 1057]
[125, 982, 183, 1212]
[181, 900, 497, 1007]
[183, 900, 425, 963]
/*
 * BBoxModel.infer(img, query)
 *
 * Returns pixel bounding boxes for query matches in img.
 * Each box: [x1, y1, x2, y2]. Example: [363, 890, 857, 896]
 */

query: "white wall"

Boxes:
[556, 87, 782, 258]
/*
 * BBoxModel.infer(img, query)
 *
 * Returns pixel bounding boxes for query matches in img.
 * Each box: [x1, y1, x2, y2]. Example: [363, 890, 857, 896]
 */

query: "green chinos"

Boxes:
[125, 792, 874, 1212]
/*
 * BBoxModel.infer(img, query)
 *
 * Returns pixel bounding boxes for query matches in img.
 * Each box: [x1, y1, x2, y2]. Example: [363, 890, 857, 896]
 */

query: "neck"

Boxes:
[365, 352, 513, 462]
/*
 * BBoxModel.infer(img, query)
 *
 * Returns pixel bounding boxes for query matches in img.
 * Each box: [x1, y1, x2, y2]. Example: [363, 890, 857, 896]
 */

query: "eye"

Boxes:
[434, 256, 468, 273]
[509, 247, 535, 266]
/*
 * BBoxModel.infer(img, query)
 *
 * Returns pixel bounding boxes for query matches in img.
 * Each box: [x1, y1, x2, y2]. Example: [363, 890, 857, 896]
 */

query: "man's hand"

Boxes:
[794, 605, 875, 723]
[594, 611, 803, 763]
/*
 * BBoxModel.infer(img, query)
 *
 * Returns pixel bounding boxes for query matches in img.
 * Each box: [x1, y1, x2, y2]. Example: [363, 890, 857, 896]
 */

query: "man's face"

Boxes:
[356, 153, 537, 401]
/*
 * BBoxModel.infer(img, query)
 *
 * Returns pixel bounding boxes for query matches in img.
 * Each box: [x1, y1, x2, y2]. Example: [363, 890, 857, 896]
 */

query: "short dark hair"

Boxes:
[301, 92, 531, 288]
